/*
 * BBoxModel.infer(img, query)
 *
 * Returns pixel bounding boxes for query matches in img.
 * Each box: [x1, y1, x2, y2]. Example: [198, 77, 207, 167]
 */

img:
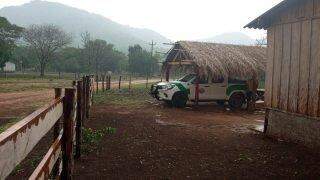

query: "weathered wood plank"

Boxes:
[299, 0, 314, 18]
[298, 20, 312, 114]
[265, 27, 275, 107]
[288, 22, 301, 113]
[308, 19, 320, 117]
[272, 25, 283, 108]
[280, 23, 292, 111]
[314, 0, 320, 16]
[29, 131, 62, 180]
[0, 98, 63, 179]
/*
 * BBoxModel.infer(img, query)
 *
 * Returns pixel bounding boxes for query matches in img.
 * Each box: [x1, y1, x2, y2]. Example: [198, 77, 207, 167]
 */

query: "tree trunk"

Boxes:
[40, 61, 46, 77]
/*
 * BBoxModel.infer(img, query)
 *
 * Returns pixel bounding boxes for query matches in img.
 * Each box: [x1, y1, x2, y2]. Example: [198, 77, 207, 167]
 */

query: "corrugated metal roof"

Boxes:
[245, 0, 300, 29]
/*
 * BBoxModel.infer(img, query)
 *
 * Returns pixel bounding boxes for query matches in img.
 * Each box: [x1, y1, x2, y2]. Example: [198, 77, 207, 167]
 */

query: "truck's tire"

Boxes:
[172, 92, 188, 108]
[228, 92, 246, 109]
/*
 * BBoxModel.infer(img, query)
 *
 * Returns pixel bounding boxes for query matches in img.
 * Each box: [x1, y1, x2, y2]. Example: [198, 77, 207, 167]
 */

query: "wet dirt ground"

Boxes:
[73, 100, 320, 179]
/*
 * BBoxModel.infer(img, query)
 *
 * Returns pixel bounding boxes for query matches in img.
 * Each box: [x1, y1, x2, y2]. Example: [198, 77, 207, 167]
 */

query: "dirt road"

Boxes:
[73, 97, 320, 178]
[0, 90, 53, 120]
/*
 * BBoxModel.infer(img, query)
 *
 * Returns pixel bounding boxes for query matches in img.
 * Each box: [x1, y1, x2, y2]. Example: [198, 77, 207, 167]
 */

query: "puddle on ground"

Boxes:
[155, 119, 187, 127]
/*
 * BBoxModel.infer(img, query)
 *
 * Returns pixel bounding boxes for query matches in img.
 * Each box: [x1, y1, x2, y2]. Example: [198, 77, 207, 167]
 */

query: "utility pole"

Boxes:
[149, 40, 157, 57]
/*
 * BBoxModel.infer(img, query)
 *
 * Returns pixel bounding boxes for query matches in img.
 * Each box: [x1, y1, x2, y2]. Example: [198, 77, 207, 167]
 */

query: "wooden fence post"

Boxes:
[102, 74, 105, 92]
[82, 76, 87, 119]
[52, 88, 62, 177]
[119, 76, 122, 90]
[86, 76, 91, 118]
[72, 81, 76, 87]
[96, 75, 99, 93]
[62, 88, 76, 180]
[146, 76, 149, 88]
[75, 81, 83, 159]
[108, 76, 111, 90]
[54, 88, 62, 140]
[129, 75, 132, 91]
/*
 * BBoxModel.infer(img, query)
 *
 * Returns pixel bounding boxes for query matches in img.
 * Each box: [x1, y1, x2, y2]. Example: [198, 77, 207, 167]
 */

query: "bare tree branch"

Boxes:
[23, 24, 72, 76]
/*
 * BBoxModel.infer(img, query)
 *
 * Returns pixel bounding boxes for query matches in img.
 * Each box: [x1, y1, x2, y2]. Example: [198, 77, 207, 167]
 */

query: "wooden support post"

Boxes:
[62, 88, 76, 180]
[165, 65, 171, 82]
[129, 75, 132, 91]
[75, 81, 83, 159]
[195, 68, 200, 106]
[247, 77, 258, 112]
[96, 75, 99, 93]
[109, 76, 111, 90]
[119, 76, 122, 90]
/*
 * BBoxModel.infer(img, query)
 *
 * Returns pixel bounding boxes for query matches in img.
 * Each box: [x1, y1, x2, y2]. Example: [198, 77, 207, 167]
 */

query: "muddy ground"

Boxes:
[3, 85, 320, 179]
[72, 92, 320, 179]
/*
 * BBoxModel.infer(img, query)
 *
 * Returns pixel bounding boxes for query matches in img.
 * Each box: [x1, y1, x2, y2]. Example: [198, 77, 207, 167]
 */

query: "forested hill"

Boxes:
[0, 0, 171, 52]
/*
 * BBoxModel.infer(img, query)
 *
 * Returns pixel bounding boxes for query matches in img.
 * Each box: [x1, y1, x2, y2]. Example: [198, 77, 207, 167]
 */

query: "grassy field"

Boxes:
[0, 74, 73, 93]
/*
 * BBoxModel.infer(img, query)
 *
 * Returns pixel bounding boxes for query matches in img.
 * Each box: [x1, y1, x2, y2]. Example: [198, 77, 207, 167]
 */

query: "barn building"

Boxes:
[246, 0, 320, 148]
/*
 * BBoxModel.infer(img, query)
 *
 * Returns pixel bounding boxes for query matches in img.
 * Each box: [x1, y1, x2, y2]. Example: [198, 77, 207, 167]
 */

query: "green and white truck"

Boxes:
[150, 74, 263, 108]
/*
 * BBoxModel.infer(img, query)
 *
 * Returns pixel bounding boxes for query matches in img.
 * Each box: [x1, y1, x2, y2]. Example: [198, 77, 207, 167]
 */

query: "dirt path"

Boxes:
[73, 101, 320, 179]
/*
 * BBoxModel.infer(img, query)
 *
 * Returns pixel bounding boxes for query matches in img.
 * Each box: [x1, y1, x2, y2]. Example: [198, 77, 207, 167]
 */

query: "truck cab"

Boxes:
[151, 74, 250, 108]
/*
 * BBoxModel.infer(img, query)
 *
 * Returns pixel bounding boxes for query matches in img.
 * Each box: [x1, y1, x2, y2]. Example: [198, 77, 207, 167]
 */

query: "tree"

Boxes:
[128, 44, 159, 75]
[81, 33, 126, 74]
[23, 24, 72, 76]
[0, 17, 23, 69]
[255, 35, 267, 47]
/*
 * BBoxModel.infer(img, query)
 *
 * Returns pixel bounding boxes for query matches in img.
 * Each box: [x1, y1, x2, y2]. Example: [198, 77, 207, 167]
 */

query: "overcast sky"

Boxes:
[0, 0, 282, 40]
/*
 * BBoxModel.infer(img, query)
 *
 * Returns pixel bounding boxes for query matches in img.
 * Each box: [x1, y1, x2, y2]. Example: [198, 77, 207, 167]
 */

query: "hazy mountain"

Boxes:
[0, 0, 171, 52]
[200, 32, 256, 45]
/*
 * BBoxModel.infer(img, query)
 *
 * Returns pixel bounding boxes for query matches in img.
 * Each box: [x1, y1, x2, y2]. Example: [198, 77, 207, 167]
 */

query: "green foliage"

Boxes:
[0, 16, 23, 68]
[128, 44, 160, 76]
[93, 83, 152, 107]
[82, 127, 116, 154]
[0, 117, 20, 133]
[81, 37, 128, 74]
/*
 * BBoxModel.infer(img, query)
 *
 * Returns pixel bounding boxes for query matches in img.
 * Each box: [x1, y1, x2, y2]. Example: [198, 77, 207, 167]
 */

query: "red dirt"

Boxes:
[73, 102, 320, 179]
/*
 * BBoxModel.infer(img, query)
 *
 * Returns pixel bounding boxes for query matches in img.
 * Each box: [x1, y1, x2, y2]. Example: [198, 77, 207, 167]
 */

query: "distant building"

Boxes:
[3, 62, 16, 72]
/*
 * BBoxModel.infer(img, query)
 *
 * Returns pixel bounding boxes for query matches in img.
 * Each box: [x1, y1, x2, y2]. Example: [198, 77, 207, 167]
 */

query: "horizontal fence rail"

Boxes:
[0, 75, 94, 179]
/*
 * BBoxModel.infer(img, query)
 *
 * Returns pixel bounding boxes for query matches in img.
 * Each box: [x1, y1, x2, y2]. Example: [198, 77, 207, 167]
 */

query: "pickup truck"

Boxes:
[150, 74, 264, 108]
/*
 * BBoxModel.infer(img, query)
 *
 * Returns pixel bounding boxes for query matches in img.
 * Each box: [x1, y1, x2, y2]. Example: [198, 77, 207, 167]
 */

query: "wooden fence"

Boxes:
[94, 74, 162, 92]
[0, 75, 94, 179]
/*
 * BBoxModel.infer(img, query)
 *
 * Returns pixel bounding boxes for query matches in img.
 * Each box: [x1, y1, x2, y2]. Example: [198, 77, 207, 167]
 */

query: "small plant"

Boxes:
[82, 127, 116, 154]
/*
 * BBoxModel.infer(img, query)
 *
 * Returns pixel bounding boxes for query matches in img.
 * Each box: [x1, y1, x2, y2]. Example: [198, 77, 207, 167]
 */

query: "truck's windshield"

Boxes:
[179, 74, 196, 82]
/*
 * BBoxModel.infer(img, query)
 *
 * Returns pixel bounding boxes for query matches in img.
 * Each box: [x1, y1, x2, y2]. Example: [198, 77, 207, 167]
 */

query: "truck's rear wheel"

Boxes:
[229, 93, 245, 109]
[172, 92, 187, 108]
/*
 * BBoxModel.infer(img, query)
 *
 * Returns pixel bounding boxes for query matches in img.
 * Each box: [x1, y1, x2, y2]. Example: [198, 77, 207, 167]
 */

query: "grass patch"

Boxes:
[93, 83, 152, 107]
[82, 127, 116, 154]
[0, 118, 21, 133]
[0, 79, 72, 93]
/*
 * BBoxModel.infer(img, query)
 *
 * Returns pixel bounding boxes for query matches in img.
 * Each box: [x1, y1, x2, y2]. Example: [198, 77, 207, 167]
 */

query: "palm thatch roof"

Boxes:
[164, 41, 267, 79]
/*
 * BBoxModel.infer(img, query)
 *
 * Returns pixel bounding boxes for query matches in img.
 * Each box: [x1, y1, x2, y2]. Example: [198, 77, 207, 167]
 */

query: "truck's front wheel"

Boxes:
[172, 92, 188, 108]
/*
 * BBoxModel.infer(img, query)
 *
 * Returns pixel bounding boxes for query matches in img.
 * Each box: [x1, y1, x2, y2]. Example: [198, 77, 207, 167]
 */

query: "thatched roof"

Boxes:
[165, 41, 266, 79]
[245, 0, 299, 29]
